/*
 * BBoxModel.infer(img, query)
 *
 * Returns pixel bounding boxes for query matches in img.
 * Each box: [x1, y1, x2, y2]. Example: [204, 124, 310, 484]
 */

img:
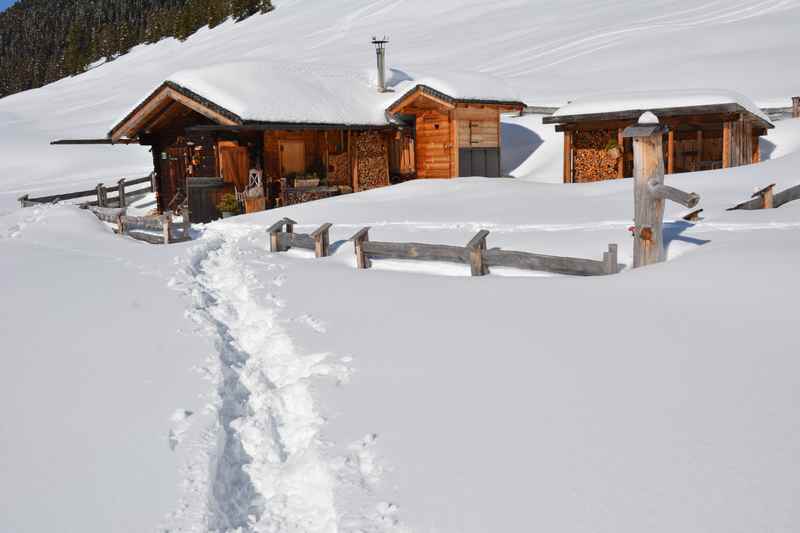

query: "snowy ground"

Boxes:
[3, 0, 800, 531]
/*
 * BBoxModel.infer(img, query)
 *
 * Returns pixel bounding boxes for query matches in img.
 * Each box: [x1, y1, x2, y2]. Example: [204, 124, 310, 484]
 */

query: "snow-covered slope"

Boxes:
[1, 0, 800, 208]
[3, 1, 800, 532]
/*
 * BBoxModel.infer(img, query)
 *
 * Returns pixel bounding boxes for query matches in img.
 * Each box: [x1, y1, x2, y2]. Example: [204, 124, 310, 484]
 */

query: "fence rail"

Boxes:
[87, 206, 190, 245]
[19, 175, 154, 208]
[267, 219, 619, 277]
[729, 182, 800, 211]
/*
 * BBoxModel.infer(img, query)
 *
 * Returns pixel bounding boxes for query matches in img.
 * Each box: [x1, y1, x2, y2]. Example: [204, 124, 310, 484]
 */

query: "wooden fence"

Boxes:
[18, 175, 154, 208]
[268, 218, 333, 258]
[88, 206, 190, 245]
[729, 182, 800, 211]
[267, 219, 619, 277]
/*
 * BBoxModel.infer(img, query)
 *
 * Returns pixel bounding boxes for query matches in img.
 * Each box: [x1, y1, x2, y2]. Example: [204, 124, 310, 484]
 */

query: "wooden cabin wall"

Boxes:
[263, 130, 326, 182]
[456, 107, 500, 148]
[326, 130, 351, 187]
[415, 110, 453, 178]
[725, 119, 753, 167]
[354, 131, 390, 191]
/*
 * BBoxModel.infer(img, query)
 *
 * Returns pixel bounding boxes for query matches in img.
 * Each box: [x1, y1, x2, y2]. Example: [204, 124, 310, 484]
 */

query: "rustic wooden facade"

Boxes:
[543, 103, 773, 183]
[104, 82, 523, 222]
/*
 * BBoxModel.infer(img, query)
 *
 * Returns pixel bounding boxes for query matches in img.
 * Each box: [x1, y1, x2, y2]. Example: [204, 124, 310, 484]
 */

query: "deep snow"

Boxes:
[2, 1, 800, 532]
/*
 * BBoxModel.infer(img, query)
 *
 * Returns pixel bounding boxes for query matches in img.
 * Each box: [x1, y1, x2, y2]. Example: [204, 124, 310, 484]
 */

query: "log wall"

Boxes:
[355, 131, 390, 191]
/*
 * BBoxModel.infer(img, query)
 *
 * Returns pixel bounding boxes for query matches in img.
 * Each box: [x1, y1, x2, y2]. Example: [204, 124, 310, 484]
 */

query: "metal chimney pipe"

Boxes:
[372, 37, 389, 93]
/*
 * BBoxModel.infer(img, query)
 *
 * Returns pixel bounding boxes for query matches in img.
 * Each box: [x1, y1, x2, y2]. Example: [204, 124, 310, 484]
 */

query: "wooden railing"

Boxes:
[268, 218, 333, 258]
[18, 175, 155, 208]
[729, 182, 800, 210]
[87, 206, 190, 245]
[352, 227, 619, 276]
[267, 219, 619, 277]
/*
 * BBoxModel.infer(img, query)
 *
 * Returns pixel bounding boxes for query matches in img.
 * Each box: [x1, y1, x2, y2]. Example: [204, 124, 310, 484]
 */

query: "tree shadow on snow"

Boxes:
[501, 122, 543, 175]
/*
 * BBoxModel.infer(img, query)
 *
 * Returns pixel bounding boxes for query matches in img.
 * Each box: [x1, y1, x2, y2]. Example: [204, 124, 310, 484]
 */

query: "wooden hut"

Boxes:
[59, 63, 524, 222]
[542, 91, 774, 183]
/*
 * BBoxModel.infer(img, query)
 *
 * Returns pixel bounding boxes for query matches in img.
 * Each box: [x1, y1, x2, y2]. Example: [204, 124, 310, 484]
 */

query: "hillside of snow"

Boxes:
[2, 1, 800, 532]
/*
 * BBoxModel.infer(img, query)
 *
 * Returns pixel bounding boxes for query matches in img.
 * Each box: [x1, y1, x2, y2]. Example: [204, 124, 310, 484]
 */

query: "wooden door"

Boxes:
[279, 140, 306, 177]
[219, 146, 249, 191]
[160, 146, 189, 209]
[416, 112, 452, 179]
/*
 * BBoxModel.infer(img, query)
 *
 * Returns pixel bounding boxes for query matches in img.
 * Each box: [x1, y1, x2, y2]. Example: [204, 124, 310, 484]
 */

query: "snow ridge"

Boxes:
[184, 228, 350, 532]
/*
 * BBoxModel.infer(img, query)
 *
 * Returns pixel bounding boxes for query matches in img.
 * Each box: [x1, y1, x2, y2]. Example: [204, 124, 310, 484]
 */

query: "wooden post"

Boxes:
[117, 214, 125, 235]
[624, 113, 700, 268]
[162, 213, 172, 244]
[722, 121, 732, 168]
[617, 129, 625, 179]
[351, 227, 371, 269]
[563, 130, 573, 183]
[752, 183, 776, 209]
[150, 171, 157, 192]
[667, 130, 675, 174]
[311, 223, 333, 258]
[284, 217, 296, 235]
[267, 218, 289, 252]
[467, 230, 490, 276]
[18, 194, 29, 208]
[793, 97, 800, 119]
[696, 129, 703, 171]
[603, 243, 618, 275]
[96, 184, 106, 207]
[117, 178, 127, 208]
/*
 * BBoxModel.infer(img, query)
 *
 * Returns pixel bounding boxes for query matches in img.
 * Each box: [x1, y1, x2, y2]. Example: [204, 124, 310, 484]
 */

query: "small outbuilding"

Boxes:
[542, 90, 774, 183]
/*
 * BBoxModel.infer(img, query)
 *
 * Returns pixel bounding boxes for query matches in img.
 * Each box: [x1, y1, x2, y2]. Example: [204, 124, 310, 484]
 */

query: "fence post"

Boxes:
[18, 194, 29, 208]
[285, 217, 296, 235]
[753, 183, 775, 209]
[351, 227, 372, 269]
[603, 244, 619, 275]
[150, 172, 157, 192]
[793, 96, 800, 119]
[466, 230, 490, 276]
[624, 112, 699, 268]
[311, 223, 333, 258]
[96, 184, 106, 207]
[267, 219, 289, 252]
[162, 213, 172, 245]
[117, 178, 127, 208]
[117, 214, 126, 235]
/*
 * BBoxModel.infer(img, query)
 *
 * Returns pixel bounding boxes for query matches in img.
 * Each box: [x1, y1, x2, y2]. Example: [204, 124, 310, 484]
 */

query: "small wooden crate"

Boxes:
[244, 196, 267, 214]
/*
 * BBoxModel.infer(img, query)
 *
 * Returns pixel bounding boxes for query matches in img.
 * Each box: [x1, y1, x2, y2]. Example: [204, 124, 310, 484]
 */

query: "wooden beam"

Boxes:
[722, 121, 732, 168]
[617, 129, 624, 178]
[667, 130, 675, 174]
[563, 130, 573, 183]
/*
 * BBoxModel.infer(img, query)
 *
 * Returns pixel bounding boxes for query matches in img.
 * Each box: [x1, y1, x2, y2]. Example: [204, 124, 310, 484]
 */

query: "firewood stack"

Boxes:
[573, 129, 620, 182]
[327, 152, 350, 186]
[355, 131, 390, 190]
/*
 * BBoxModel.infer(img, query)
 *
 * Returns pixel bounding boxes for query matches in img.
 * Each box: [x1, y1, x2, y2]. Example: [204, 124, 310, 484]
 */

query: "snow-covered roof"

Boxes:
[549, 89, 773, 126]
[111, 61, 525, 135]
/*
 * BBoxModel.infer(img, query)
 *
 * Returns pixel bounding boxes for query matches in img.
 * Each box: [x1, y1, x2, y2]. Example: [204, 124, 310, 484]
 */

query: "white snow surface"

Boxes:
[3, 1, 800, 532]
[552, 88, 773, 124]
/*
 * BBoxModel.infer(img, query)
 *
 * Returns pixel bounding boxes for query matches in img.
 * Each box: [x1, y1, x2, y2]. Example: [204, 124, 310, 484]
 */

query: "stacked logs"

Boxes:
[355, 131, 390, 191]
[327, 152, 350, 186]
[573, 129, 620, 182]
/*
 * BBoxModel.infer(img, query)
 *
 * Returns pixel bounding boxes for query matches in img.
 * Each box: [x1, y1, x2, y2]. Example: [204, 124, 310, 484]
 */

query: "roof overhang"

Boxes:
[387, 84, 526, 115]
[543, 103, 774, 130]
[108, 81, 243, 142]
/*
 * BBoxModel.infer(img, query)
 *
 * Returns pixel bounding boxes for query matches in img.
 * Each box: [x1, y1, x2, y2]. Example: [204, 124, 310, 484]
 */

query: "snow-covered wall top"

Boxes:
[553, 89, 772, 124]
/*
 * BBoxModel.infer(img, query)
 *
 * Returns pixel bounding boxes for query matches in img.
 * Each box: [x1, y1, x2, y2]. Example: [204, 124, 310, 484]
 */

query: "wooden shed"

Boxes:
[542, 91, 774, 183]
[387, 85, 524, 178]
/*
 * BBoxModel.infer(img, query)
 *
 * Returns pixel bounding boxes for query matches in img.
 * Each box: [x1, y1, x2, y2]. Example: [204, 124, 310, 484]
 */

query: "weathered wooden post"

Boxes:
[602, 243, 619, 275]
[117, 214, 126, 235]
[18, 194, 29, 208]
[624, 112, 700, 268]
[793, 96, 800, 119]
[117, 179, 127, 208]
[466, 230, 490, 276]
[150, 171, 157, 193]
[311, 223, 333, 258]
[752, 183, 775, 209]
[96, 183, 107, 207]
[162, 213, 172, 245]
[351, 227, 372, 269]
[284, 217, 296, 235]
